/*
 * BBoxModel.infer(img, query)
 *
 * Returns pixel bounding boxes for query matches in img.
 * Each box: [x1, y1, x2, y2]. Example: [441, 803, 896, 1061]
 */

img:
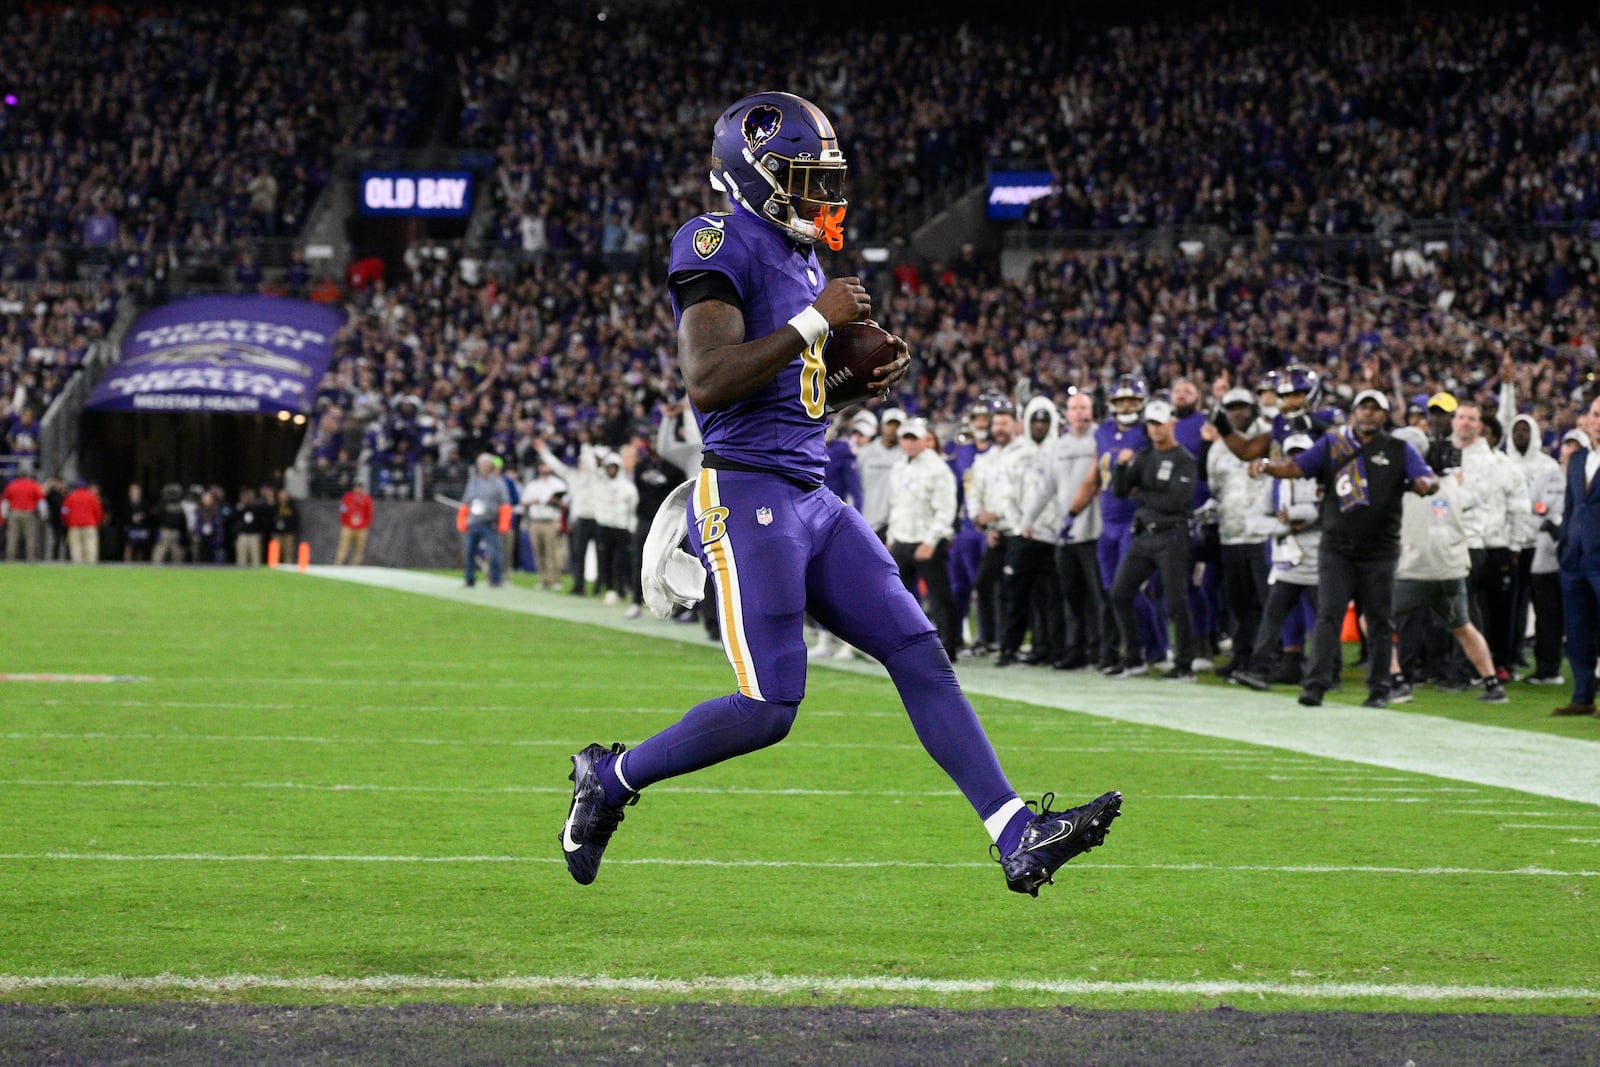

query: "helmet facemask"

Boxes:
[710, 93, 849, 250]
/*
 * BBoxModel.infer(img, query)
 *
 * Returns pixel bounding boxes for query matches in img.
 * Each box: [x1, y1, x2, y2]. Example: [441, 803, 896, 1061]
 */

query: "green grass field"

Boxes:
[2, 566, 1598, 1015]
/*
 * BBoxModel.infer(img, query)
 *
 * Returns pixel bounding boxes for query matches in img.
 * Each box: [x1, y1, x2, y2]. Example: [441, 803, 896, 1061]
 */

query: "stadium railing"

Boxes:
[306, 459, 472, 502]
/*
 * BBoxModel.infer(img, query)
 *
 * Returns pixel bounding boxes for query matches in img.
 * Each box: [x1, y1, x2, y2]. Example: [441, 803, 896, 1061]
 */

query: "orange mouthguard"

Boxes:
[813, 204, 846, 251]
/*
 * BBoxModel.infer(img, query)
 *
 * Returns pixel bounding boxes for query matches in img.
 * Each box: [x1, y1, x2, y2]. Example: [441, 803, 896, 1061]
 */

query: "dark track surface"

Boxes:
[4, 1003, 1599, 1066]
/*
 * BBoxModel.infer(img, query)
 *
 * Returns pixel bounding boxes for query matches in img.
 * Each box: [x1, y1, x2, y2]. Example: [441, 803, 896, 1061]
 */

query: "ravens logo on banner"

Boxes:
[693, 227, 724, 259]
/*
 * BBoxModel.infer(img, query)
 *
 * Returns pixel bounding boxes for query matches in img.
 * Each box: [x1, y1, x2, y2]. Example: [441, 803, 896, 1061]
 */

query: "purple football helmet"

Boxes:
[710, 91, 848, 250]
[1108, 374, 1148, 425]
[1279, 363, 1319, 400]
[1109, 374, 1149, 402]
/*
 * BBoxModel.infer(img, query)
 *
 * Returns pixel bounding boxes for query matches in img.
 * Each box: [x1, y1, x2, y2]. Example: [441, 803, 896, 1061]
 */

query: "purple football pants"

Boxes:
[619, 469, 1021, 825]
[948, 520, 985, 640]
[1097, 521, 1166, 660]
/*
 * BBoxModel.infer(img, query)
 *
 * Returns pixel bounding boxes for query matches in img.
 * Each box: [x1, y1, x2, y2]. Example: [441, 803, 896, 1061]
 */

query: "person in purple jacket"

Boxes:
[558, 91, 1119, 896]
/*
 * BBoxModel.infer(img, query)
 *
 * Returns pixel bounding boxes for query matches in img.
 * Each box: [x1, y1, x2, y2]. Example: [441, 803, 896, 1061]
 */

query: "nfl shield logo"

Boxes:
[756, 507, 773, 526]
[693, 226, 724, 259]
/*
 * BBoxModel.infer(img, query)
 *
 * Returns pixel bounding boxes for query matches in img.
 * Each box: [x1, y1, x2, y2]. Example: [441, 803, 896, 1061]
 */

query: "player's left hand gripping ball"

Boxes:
[822, 321, 908, 410]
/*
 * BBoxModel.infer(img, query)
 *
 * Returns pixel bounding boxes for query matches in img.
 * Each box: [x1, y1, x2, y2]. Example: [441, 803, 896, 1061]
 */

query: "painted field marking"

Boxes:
[296, 567, 1600, 808]
[1439, 809, 1572, 817]
[1267, 775, 1422, 782]
[0, 853, 1594, 878]
[0, 778, 1518, 805]
[1324, 785, 1482, 793]
[33, 699, 718, 716]
[0, 731, 1295, 760]
[1501, 823, 1600, 831]
[0, 673, 145, 683]
[0, 972, 1594, 1003]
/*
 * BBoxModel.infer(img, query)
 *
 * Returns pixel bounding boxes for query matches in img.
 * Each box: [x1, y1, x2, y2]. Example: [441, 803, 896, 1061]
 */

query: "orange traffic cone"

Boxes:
[267, 540, 281, 567]
[297, 542, 311, 572]
[1340, 602, 1360, 643]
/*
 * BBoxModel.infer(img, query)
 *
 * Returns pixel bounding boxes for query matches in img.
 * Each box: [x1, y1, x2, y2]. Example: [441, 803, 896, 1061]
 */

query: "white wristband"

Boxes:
[786, 306, 830, 347]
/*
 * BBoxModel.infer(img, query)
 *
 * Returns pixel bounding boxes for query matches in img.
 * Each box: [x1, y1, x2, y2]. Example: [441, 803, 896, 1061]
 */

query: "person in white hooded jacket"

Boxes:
[887, 418, 960, 655]
[1023, 390, 1104, 669]
[995, 395, 1062, 666]
[1206, 388, 1269, 677]
[538, 437, 601, 595]
[1451, 401, 1530, 678]
[1525, 429, 1584, 684]
[1231, 433, 1321, 691]
[588, 448, 639, 605]
[1505, 412, 1562, 677]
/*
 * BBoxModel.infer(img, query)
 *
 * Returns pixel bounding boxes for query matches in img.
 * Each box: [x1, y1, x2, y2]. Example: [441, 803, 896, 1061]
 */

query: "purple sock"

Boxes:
[595, 750, 633, 807]
[997, 808, 1034, 856]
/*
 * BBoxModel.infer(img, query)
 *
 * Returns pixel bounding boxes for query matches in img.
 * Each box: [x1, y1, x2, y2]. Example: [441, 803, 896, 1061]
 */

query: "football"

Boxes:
[822, 320, 897, 412]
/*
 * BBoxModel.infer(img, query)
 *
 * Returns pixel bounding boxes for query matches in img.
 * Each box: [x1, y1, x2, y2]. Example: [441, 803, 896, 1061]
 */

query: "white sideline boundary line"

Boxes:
[0, 776, 1527, 804]
[1, 852, 1595, 877]
[293, 567, 1600, 808]
[0, 972, 1594, 1003]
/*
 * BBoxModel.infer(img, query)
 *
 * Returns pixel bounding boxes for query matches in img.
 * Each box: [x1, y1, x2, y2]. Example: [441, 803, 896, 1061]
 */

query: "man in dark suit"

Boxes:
[1555, 398, 1600, 717]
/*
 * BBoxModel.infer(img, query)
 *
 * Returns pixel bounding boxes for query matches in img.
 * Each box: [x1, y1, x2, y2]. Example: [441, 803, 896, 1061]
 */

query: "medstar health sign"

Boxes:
[87, 296, 347, 416]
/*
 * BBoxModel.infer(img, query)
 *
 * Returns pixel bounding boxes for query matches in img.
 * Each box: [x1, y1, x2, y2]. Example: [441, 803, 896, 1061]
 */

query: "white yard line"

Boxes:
[0, 778, 1509, 803]
[294, 566, 1600, 807]
[0, 971, 1594, 1003]
[0, 730, 1351, 761]
[0, 852, 1594, 877]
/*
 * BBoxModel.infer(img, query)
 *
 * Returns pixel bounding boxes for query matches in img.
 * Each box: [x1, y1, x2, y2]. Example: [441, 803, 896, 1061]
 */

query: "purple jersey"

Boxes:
[1173, 410, 1210, 506]
[1266, 411, 1331, 458]
[1095, 419, 1149, 527]
[668, 206, 828, 485]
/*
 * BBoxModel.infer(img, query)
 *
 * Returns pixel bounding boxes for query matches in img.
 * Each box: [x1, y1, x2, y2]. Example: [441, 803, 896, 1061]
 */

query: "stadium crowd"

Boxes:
[455, 6, 1600, 278]
[1, 4, 440, 254]
[1, 281, 119, 471]
[5, 2, 1600, 715]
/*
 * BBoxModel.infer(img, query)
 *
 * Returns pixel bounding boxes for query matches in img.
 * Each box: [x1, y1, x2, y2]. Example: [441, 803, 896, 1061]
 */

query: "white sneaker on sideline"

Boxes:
[808, 632, 839, 661]
[603, 591, 621, 606]
[624, 604, 642, 619]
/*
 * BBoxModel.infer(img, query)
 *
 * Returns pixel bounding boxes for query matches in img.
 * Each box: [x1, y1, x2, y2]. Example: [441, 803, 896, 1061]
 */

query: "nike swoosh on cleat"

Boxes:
[1028, 820, 1075, 850]
[561, 808, 583, 853]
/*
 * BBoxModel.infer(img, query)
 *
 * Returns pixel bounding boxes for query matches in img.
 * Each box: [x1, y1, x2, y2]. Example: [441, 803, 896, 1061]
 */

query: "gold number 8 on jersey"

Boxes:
[800, 334, 827, 419]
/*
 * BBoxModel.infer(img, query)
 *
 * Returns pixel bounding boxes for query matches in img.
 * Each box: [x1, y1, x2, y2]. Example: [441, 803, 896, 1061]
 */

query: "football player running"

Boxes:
[558, 91, 1119, 895]
[1214, 364, 1331, 464]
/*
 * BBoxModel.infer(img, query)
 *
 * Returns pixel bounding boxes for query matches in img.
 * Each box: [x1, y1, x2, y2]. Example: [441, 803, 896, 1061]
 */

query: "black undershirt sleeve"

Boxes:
[669, 270, 744, 314]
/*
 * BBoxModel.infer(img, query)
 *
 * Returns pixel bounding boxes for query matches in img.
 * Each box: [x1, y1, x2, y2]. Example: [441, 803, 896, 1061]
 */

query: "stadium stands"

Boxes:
[5, 4, 1600, 486]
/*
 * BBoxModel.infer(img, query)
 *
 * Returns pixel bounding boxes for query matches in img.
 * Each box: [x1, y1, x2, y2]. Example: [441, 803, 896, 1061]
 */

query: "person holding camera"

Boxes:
[461, 453, 510, 588]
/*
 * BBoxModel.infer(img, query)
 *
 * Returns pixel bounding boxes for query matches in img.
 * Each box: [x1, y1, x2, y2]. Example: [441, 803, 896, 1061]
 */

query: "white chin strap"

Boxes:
[1259, 405, 1280, 419]
[1115, 411, 1141, 426]
[717, 170, 815, 244]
